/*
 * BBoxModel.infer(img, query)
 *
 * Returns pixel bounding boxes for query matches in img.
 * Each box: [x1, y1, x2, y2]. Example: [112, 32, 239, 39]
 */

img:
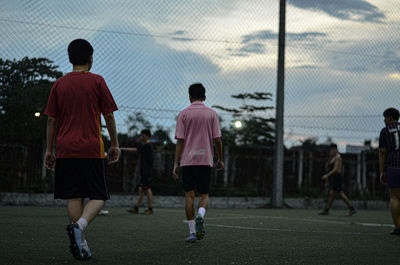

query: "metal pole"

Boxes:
[272, 0, 286, 208]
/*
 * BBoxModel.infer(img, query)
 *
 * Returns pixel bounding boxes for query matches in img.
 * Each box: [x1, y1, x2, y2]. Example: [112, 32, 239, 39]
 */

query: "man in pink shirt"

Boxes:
[173, 83, 224, 242]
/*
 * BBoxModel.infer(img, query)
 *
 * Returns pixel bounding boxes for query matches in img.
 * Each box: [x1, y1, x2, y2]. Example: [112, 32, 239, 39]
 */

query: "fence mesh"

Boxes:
[1, 0, 399, 198]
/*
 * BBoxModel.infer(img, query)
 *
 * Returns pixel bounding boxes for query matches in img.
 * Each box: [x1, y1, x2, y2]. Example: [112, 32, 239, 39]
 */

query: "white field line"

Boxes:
[205, 223, 384, 236]
[205, 214, 393, 228]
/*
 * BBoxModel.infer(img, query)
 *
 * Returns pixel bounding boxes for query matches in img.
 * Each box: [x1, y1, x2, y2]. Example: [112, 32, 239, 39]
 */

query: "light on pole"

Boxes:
[234, 120, 243, 129]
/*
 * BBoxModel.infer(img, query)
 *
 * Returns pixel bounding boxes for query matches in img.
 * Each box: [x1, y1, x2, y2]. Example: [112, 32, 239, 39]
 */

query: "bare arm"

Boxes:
[379, 148, 387, 184]
[173, 139, 184, 180]
[44, 116, 57, 170]
[214, 137, 224, 170]
[104, 112, 120, 164]
[322, 156, 341, 180]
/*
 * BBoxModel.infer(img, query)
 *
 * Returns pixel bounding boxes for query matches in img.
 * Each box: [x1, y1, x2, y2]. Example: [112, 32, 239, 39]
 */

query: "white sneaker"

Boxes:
[98, 209, 109, 215]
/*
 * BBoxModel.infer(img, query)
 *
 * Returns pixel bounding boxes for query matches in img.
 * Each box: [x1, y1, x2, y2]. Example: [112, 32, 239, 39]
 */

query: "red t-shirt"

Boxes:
[45, 72, 118, 158]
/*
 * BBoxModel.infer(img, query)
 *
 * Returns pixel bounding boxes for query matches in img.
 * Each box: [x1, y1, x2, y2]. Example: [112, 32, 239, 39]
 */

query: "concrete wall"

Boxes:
[0, 192, 390, 210]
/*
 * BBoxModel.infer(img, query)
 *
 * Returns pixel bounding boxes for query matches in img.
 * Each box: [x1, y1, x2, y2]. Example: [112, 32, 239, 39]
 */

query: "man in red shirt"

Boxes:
[44, 39, 120, 260]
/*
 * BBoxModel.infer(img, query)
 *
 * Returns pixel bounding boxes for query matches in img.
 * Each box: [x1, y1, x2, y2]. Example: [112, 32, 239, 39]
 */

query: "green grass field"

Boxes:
[0, 206, 398, 265]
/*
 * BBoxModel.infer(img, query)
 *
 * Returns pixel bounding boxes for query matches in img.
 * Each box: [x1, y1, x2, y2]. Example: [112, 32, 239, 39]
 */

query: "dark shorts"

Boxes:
[182, 166, 211, 194]
[330, 173, 342, 191]
[386, 167, 400, 189]
[54, 158, 110, 200]
[138, 175, 152, 190]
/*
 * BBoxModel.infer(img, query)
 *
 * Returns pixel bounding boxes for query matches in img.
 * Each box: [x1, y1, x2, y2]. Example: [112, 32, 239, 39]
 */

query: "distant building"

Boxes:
[345, 145, 370, 154]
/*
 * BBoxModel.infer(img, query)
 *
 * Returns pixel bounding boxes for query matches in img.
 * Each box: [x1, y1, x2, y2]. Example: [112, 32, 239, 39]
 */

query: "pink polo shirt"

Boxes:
[175, 101, 222, 167]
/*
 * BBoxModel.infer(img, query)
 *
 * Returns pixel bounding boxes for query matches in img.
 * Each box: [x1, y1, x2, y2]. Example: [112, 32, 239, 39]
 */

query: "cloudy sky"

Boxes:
[1, 0, 399, 150]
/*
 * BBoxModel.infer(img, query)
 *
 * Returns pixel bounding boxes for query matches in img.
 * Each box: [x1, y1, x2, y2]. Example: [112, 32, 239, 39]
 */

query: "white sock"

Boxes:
[198, 207, 206, 218]
[76, 217, 88, 231]
[187, 220, 195, 234]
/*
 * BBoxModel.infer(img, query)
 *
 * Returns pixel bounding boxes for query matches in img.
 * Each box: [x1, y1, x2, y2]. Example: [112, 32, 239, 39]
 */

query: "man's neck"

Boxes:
[73, 65, 89, 72]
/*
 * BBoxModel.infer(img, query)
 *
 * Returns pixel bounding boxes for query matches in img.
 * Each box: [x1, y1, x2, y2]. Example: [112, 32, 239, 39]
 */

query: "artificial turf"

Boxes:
[0, 206, 398, 265]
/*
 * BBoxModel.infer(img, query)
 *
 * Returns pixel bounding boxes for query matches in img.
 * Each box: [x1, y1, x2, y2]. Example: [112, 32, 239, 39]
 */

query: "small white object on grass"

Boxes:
[99, 210, 109, 215]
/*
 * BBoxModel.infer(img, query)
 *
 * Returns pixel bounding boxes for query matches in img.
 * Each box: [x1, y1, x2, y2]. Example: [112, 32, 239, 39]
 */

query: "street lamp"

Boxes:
[234, 120, 242, 129]
[34, 112, 40, 117]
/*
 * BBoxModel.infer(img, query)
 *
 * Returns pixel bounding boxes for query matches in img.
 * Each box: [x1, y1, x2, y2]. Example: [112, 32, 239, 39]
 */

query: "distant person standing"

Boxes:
[44, 39, 120, 260]
[379, 108, 400, 235]
[123, 129, 154, 215]
[319, 144, 356, 216]
[173, 83, 224, 242]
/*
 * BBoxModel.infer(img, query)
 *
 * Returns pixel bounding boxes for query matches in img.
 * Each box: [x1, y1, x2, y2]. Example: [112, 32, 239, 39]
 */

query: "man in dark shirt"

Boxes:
[122, 129, 154, 215]
[318, 144, 356, 216]
[379, 108, 400, 235]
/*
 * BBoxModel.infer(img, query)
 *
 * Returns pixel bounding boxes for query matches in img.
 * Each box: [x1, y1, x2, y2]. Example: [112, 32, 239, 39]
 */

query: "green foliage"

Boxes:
[125, 112, 152, 136]
[124, 112, 172, 144]
[0, 57, 62, 144]
[214, 92, 275, 146]
[153, 126, 172, 145]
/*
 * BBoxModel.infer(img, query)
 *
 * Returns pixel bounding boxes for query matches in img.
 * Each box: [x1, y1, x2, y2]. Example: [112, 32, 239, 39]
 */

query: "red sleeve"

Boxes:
[44, 81, 59, 118]
[99, 77, 118, 115]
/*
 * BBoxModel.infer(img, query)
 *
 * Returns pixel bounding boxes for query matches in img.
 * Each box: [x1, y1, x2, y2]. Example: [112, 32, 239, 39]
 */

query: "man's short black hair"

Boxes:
[330, 143, 337, 149]
[68, 39, 94, 65]
[141, 129, 151, 137]
[188, 83, 206, 99]
[383, 108, 400, 121]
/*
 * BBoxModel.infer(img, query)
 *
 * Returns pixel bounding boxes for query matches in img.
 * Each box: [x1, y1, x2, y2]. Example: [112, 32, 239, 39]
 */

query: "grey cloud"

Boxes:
[170, 30, 194, 42]
[238, 43, 265, 54]
[242, 30, 276, 43]
[171, 37, 194, 42]
[242, 30, 327, 44]
[292, 65, 320, 70]
[231, 30, 327, 56]
[379, 50, 400, 72]
[288, 0, 385, 23]
[344, 65, 368, 73]
[172, 30, 185, 35]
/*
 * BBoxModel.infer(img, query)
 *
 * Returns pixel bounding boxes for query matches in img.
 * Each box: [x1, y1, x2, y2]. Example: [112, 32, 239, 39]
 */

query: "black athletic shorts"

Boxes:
[182, 166, 211, 194]
[54, 158, 110, 200]
[386, 167, 400, 189]
[138, 175, 152, 190]
[330, 173, 342, 192]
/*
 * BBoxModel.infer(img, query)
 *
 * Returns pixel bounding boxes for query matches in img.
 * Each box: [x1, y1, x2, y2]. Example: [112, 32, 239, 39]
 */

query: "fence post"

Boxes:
[41, 141, 46, 179]
[308, 151, 313, 186]
[298, 148, 303, 188]
[223, 146, 229, 187]
[123, 155, 128, 192]
[362, 151, 367, 193]
[356, 153, 363, 195]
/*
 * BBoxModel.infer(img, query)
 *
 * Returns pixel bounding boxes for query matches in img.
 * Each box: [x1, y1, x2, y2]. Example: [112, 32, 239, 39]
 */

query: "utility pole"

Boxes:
[272, 0, 286, 208]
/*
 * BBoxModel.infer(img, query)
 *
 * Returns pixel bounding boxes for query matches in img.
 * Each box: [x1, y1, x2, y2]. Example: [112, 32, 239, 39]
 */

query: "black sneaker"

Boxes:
[346, 209, 357, 217]
[66, 223, 89, 260]
[142, 209, 153, 215]
[390, 228, 400, 235]
[318, 210, 329, 215]
[127, 207, 139, 214]
[195, 215, 205, 240]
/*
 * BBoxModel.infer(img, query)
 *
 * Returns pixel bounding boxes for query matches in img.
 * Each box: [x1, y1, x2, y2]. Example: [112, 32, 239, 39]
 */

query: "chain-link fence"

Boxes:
[1, 0, 398, 198]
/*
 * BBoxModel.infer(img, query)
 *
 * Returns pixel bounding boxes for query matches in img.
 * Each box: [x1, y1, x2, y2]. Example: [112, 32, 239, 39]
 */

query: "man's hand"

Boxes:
[107, 146, 120, 165]
[217, 160, 224, 171]
[173, 163, 179, 180]
[321, 174, 328, 181]
[44, 151, 56, 171]
[380, 172, 387, 185]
